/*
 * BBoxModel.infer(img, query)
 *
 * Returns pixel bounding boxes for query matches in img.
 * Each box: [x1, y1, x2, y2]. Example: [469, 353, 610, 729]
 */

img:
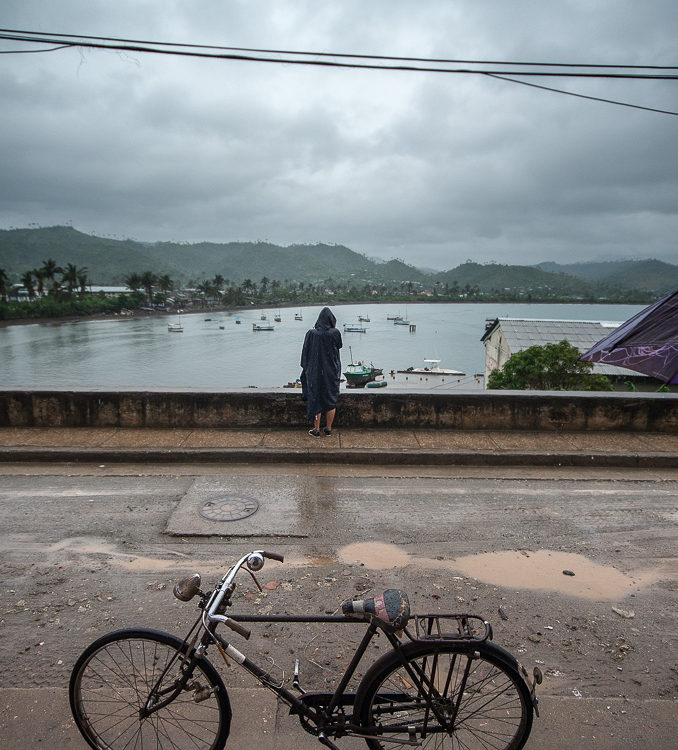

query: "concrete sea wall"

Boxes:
[1, 389, 676, 432]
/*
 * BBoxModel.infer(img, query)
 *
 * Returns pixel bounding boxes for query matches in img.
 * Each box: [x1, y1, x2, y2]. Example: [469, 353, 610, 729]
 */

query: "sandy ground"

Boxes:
[0, 464, 676, 748]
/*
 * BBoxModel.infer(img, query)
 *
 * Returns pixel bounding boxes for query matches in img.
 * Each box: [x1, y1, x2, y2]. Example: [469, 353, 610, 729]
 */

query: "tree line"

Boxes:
[0, 258, 661, 323]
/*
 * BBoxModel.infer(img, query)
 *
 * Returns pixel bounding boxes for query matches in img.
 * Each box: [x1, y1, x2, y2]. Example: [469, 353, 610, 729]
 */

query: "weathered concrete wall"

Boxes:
[1, 389, 677, 432]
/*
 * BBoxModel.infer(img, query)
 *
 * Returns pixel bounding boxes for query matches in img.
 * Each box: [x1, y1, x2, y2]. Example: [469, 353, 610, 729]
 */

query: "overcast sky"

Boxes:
[1, 0, 677, 270]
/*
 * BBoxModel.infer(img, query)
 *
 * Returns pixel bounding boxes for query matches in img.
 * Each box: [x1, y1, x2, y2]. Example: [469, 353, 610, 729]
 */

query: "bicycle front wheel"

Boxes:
[69, 628, 231, 750]
[355, 640, 532, 750]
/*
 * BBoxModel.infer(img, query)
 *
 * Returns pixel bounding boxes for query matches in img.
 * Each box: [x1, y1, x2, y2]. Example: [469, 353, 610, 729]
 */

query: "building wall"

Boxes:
[483, 328, 511, 382]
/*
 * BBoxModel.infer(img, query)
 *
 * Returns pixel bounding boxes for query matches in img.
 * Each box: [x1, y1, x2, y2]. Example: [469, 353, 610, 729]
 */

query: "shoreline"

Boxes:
[0, 298, 643, 329]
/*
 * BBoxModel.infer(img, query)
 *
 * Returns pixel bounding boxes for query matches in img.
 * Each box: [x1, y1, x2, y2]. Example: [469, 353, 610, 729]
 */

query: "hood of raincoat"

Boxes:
[314, 307, 336, 332]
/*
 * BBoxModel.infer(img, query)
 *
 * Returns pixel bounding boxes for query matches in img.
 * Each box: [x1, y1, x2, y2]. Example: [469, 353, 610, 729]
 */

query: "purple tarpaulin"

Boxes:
[579, 290, 678, 384]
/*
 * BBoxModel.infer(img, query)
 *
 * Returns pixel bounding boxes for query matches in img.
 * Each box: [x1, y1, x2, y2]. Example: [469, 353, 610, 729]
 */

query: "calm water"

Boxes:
[0, 302, 643, 390]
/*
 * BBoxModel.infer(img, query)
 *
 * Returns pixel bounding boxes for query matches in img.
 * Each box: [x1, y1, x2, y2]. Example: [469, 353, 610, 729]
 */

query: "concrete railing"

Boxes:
[1, 389, 676, 432]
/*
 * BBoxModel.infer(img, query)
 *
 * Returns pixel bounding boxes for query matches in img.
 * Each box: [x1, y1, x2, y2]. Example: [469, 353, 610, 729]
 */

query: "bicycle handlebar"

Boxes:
[223, 617, 251, 640]
[203, 549, 284, 635]
[263, 550, 284, 562]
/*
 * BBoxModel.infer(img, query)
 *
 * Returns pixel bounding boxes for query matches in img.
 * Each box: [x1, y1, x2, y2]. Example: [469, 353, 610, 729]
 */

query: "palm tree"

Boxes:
[32, 268, 46, 297]
[260, 276, 269, 295]
[20, 270, 36, 300]
[0, 267, 9, 302]
[62, 263, 79, 297]
[124, 272, 143, 292]
[157, 274, 174, 295]
[77, 272, 89, 297]
[140, 271, 156, 304]
[40, 258, 62, 295]
[196, 280, 215, 308]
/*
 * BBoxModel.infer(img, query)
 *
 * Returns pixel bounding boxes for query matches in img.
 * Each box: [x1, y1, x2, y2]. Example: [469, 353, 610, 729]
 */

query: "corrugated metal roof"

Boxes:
[488, 318, 646, 378]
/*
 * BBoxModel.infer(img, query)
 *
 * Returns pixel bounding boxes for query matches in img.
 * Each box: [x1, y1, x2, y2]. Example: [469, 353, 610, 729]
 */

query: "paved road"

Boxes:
[0, 462, 676, 749]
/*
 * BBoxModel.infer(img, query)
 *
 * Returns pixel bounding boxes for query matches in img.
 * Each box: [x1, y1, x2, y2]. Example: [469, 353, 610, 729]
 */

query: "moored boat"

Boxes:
[366, 379, 387, 388]
[343, 323, 367, 333]
[344, 361, 383, 387]
[358, 314, 370, 322]
[397, 358, 465, 376]
[294, 311, 303, 321]
[252, 323, 275, 331]
[168, 322, 183, 332]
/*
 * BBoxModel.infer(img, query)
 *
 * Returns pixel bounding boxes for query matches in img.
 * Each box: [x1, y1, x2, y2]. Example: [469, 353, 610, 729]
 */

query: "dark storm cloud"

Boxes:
[1, 0, 676, 269]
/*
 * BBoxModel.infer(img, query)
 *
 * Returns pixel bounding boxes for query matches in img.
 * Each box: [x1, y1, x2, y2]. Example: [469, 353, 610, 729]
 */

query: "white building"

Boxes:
[480, 318, 653, 389]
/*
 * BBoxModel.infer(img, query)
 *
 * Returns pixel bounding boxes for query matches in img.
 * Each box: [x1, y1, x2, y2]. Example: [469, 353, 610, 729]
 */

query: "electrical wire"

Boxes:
[486, 74, 678, 116]
[1, 28, 676, 114]
[2, 27, 677, 70]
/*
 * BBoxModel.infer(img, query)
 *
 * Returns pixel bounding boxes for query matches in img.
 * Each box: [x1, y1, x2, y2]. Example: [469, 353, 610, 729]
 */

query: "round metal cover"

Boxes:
[199, 495, 259, 522]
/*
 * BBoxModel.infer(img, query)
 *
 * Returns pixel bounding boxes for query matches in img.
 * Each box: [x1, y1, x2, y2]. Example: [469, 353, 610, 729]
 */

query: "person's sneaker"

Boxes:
[308, 429, 321, 437]
[323, 428, 332, 436]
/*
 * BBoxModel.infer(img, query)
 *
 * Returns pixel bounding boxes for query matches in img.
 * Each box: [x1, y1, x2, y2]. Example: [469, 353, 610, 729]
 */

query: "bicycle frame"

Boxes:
[133, 550, 536, 750]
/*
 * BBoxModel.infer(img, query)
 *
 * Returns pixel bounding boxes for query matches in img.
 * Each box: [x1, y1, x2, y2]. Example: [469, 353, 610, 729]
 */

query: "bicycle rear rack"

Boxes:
[411, 613, 492, 643]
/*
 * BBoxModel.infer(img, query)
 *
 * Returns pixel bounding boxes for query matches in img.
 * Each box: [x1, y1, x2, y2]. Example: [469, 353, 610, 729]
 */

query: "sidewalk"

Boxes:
[0, 426, 677, 467]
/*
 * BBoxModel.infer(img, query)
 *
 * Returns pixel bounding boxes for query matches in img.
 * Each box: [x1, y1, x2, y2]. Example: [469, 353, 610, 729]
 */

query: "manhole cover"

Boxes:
[199, 496, 259, 522]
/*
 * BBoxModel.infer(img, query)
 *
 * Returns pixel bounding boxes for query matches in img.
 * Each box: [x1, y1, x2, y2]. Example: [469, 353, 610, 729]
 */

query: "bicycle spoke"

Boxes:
[71, 633, 227, 750]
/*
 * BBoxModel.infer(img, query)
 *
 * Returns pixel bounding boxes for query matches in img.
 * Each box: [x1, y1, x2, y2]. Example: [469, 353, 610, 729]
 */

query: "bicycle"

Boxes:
[69, 549, 541, 749]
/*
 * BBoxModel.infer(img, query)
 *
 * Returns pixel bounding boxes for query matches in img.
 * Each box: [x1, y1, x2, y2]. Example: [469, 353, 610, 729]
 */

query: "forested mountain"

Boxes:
[0, 226, 423, 286]
[0, 226, 675, 298]
[536, 259, 678, 294]
[432, 262, 590, 297]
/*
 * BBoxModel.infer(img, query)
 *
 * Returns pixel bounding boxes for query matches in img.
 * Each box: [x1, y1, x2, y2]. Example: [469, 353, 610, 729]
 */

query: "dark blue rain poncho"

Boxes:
[300, 307, 343, 422]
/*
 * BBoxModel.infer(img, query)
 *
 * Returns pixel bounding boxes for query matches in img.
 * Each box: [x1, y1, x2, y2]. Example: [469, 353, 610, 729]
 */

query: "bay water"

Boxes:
[0, 302, 644, 390]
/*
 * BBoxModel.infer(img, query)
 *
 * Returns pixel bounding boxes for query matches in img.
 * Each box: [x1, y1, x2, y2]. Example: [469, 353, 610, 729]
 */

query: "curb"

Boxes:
[0, 447, 676, 467]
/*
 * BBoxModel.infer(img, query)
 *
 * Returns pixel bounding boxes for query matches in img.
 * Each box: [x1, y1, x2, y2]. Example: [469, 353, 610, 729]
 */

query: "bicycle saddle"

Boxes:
[341, 589, 410, 631]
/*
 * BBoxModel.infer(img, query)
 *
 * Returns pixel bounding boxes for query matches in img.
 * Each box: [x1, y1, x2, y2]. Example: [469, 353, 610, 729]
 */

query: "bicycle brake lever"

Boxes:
[244, 567, 263, 593]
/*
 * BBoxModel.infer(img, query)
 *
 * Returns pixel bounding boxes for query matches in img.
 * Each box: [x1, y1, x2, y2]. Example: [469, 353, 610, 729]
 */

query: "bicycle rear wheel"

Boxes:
[69, 628, 231, 750]
[355, 640, 532, 749]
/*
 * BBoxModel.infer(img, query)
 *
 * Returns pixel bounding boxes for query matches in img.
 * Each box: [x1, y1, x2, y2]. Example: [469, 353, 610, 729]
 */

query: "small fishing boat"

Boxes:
[343, 323, 367, 333]
[397, 359, 465, 376]
[344, 362, 383, 387]
[366, 379, 387, 388]
[260, 313, 267, 320]
[295, 311, 303, 321]
[358, 314, 370, 322]
[167, 322, 183, 332]
[386, 314, 403, 321]
[235, 317, 241, 324]
[252, 323, 275, 331]
[393, 319, 411, 326]
[274, 312, 282, 322]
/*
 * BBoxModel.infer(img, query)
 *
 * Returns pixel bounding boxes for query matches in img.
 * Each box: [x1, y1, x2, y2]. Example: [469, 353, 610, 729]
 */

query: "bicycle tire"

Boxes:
[355, 640, 533, 750]
[69, 628, 231, 750]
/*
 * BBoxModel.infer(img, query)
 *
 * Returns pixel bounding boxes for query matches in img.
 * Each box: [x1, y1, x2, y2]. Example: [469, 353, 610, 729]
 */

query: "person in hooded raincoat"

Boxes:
[300, 307, 342, 436]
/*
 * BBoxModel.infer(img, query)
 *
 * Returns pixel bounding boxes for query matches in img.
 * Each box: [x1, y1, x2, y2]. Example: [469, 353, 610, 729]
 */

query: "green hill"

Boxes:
[0, 226, 183, 284]
[0, 226, 674, 299]
[0, 226, 427, 286]
[433, 262, 593, 297]
[536, 259, 678, 295]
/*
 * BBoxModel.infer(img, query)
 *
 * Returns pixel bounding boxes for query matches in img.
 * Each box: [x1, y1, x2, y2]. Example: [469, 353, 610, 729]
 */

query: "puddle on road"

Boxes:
[339, 542, 412, 569]
[337, 541, 659, 599]
[449, 549, 658, 600]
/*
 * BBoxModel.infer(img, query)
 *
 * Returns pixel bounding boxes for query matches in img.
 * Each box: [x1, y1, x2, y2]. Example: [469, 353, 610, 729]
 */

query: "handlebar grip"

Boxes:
[226, 618, 251, 640]
[263, 550, 284, 562]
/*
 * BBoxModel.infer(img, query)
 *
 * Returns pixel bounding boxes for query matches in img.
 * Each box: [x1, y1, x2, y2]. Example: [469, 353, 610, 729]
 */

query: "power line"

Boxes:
[1, 28, 676, 115]
[1, 27, 677, 70]
[486, 74, 678, 116]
